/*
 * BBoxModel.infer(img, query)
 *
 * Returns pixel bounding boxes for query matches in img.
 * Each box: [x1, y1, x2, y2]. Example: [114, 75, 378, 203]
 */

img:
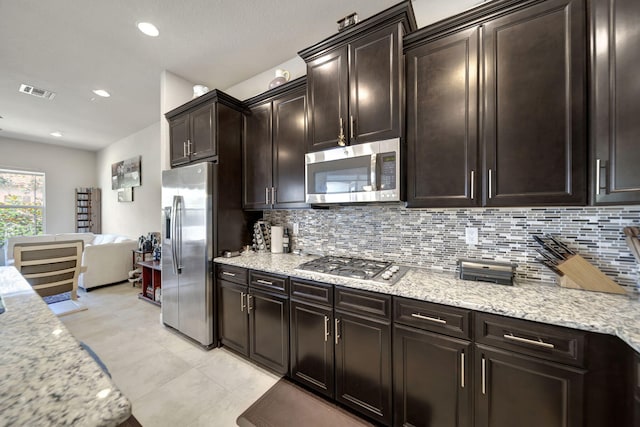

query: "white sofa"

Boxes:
[6, 233, 138, 290]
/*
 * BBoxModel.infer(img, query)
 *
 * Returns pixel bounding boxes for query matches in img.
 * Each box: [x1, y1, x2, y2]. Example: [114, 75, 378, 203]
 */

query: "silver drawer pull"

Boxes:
[256, 279, 273, 286]
[411, 313, 447, 324]
[222, 271, 236, 277]
[503, 333, 555, 349]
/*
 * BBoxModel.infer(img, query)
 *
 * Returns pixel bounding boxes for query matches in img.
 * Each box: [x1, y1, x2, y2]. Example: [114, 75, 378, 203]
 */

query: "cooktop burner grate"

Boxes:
[296, 255, 408, 285]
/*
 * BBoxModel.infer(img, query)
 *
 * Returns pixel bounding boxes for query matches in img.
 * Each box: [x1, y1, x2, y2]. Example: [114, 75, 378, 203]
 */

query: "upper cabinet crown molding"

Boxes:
[242, 77, 306, 109]
[297, 0, 417, 62]
[165, 89, 245, 120]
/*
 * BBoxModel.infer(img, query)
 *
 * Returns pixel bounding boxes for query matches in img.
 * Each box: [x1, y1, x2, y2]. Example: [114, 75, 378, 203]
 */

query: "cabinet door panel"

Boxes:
[169, 115, 190, 167]
[243, 102, 273, 209]
[189, 103, 216, 161]
[273, 87, 308, 208]
[335, 311, 391, 425]
[349, 24, 401, 144]
[592, 0, 640, 204]
[406, 27, 479, 207]
[393, 324, 472, 427]
[249, 290, 289, 374]
[290, 300, 334, 398]
[475, 345, 585, 427]
[218, 281, 248, 356]
[307, 47, 349, 152]
[483, 0, 586, 206]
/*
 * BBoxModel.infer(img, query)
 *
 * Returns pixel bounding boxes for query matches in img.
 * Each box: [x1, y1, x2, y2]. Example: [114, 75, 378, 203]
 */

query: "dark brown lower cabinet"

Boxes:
[218, 280, 249, 355]
[635, 352, 640, 427]
[290, 300, 334, 398]
[248, 289, 289, 374]
[475, 344, 585, 427]
[335, 310, 392, 425]
[217, 278, 289, 375]
[393, 324, 472, 427]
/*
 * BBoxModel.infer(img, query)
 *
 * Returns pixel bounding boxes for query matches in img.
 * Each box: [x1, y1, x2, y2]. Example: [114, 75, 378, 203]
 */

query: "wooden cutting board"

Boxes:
[556, 255, 626, 294]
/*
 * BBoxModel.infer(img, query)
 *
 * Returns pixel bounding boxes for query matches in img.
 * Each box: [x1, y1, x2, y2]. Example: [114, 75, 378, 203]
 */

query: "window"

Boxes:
[0, 169, 45, 241]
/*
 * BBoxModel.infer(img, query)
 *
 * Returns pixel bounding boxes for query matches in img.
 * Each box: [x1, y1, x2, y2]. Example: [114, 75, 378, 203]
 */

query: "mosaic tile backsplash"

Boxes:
[264, 205, 640, 292]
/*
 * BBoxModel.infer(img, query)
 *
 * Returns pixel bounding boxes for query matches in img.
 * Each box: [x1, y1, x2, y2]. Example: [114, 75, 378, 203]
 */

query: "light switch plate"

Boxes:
[293, 223, 299, 234]
[465, 227, 478, 245]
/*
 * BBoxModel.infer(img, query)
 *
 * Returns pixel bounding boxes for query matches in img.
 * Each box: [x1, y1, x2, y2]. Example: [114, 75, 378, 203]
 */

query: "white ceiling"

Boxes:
[0, 0, 479, 151]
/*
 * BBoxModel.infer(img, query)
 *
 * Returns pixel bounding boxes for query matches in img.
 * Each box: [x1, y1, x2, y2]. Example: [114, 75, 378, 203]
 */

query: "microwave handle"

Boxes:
[370, 153, 378, 191]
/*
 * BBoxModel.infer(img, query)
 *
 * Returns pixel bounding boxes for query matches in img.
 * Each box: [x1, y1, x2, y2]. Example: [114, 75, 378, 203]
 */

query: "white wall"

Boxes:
[0, 136, 96, 234]
[96, 122, 161, 238]
[223, 57, 307, 101]
[160, 70, 194, 171]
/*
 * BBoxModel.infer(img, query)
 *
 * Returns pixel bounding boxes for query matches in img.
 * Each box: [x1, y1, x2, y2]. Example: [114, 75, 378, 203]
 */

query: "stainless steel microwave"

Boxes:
[305, 138, 401, 204]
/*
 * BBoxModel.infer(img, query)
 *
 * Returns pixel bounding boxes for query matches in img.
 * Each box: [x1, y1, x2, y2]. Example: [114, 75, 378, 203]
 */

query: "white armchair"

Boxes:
[79, 235, 138, 290]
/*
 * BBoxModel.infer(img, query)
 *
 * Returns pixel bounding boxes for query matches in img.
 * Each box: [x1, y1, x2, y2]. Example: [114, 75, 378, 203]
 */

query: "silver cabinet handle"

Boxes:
[324, 315, 330, 342]
[481, 356, 486, 395]
[460, 351, 465, 388]
[503, 333, 555, 349]
[187, 139, 192, 156]
[335, 318, 341, 345]
[595, 159, 601, 195]
[265, 187, 270, 205]
[271, 187, 276, 205]
[183, 141, 187, 158]
[470, 170, 475, 200]
[247, 294, 253, 312]
[488, 168, 493, 199]
[240, 292, 246, 312]
[350, 115, 355, 140]
[256, 279, 273, 286]
[411, 313, 446, 324]
[222, 271, 236, 277]
[338, 117, 346, 146]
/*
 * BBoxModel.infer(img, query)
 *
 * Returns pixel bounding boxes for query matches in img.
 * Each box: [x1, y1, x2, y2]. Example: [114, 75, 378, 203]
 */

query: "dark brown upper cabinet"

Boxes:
[242, 78, 308, 210]
[405, 0, 587, 208]
[299, 1, 417, 152]
[165, 90, 244, 168]
[406, 27, 479, 207]
[590, 0, 640, 205]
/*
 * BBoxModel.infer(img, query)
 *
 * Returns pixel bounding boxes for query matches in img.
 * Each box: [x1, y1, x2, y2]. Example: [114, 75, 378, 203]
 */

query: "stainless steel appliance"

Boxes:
[296, 255, 409, 285]
[305, 138, 401, 204]
[161, 162, 215, 347]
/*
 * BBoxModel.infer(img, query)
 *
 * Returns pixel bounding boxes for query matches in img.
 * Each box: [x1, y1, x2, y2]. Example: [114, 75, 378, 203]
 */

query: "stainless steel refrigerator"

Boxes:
[161, 162, 215, 347]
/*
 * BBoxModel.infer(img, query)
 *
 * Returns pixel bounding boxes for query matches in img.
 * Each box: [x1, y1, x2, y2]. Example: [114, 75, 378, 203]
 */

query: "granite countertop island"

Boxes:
[215, 253, 640, 353]
[0, 267, 131, 427]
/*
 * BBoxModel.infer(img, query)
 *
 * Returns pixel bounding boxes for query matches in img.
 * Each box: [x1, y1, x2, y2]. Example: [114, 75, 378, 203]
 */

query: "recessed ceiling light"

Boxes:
[92, 89, 110, 98]
[137, 22, 159, 37]
[50, 131, 63, 137]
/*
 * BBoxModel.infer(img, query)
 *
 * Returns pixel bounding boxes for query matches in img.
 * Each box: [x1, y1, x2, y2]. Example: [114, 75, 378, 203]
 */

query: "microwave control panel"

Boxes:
[378, 152, 397, 190]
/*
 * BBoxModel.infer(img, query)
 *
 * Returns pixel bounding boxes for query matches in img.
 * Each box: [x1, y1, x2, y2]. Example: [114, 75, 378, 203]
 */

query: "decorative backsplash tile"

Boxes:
[265, 205, 640, 292]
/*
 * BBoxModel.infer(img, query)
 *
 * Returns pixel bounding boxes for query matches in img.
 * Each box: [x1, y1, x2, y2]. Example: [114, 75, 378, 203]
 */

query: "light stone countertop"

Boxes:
[214, 252, 640, 354]
[0, 266, 132, 427]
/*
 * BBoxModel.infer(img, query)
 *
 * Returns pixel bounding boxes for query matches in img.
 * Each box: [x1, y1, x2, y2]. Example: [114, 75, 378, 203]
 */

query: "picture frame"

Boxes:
[117, 187, 133, 202]
[111, 156, 141, 190]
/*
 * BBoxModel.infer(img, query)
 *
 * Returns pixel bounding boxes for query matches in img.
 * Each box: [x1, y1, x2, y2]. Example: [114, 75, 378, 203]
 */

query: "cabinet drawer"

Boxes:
[216, 264, 247, 285]
[335, 286, 391, 320]
[249, 270, 288, 294]
[290, 278, 333, 306]
[394, 297, 471, 340]
[475, 312, 585, 367]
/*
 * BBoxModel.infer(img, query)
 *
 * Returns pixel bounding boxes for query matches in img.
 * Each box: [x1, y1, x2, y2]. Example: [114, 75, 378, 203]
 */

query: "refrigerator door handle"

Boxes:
[176, 195, 184, 272]
[170, 195, 181, 274]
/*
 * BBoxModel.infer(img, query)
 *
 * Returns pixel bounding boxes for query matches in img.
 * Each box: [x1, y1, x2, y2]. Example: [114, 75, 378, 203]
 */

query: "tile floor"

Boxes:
[60, 282, 280, 427]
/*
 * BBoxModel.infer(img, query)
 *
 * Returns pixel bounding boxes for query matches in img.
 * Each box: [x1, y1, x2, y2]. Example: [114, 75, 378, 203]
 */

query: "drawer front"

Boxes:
[335, 286, 391, 320]
[394, 297, 471, 340]
[475, 312, 585, 367]
[290, 278, 333, 306]
[636, 352, 640, 399]
[249, 270, 288, 294]
[216, 264, 248, 285]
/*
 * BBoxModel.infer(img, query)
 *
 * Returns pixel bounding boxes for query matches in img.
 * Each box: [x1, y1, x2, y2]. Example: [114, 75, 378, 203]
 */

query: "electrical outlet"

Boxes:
[465, 227, 478, 245]
[293, 223, 299, 234]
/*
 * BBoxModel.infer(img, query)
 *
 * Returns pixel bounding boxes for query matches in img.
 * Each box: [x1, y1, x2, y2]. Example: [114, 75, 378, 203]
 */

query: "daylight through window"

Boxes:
[0, 169, 45, 241]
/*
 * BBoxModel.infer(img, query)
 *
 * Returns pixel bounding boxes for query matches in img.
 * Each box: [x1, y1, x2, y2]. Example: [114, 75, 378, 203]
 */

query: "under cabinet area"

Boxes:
[405, 0, 587, 208]
[243, 78, 307, 210]
[299, 1, 416, 152]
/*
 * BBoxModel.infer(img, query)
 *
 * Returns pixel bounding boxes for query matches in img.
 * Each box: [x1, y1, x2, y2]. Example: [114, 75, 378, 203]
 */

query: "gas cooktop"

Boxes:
[296, 255, 409, 285]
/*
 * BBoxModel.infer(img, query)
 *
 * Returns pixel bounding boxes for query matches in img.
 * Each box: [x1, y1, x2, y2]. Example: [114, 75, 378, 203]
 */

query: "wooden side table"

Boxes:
[132, 249, 153, 270]
[137, 260, 161, 306]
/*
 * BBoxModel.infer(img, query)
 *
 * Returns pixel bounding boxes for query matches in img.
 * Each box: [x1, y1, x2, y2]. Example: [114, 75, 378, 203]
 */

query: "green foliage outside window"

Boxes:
[0, 170, 45, 245]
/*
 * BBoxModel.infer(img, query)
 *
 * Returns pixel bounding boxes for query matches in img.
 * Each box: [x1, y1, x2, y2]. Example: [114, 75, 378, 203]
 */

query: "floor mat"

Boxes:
[42, 292, 72, 304]
[236, 378, 375, 427]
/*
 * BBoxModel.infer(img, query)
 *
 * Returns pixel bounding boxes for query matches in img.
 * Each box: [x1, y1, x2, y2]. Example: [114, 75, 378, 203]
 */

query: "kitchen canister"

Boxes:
[270, 226, 284, 253]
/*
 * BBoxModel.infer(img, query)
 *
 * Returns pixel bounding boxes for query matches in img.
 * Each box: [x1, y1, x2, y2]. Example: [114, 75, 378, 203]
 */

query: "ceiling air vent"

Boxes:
[19, 83, 56, 100]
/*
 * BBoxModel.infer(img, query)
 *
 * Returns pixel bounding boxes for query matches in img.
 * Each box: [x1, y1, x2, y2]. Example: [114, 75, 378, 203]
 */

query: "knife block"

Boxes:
[555, 255, 626, 294]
